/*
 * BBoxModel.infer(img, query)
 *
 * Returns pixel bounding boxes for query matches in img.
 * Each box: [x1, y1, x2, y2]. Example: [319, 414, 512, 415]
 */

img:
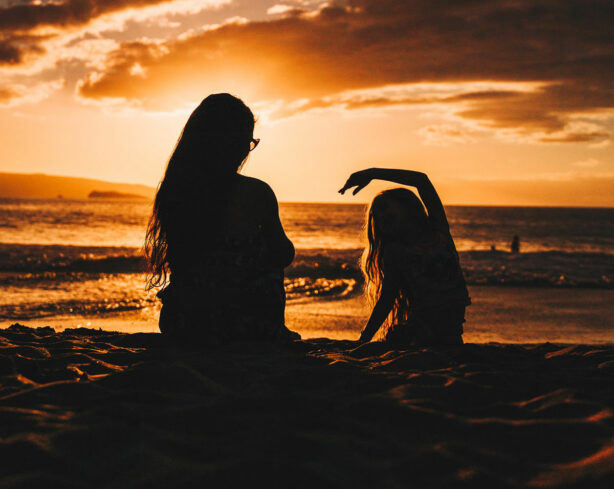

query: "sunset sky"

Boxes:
[1, 0, 613, 205]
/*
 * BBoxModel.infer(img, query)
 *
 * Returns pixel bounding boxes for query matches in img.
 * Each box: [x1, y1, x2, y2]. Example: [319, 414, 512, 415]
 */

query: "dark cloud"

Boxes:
[0, 0, 169, 63]
[0, 32, 49, 64]
[3, 0, 614, 142]
[271, 90, 528, 119]
[456, 82, 614, 140]
[539, 132, 611, 143]
[72, 0, 614, 141]
[0, 0, 169, 30]
[0, 36, 22, 64]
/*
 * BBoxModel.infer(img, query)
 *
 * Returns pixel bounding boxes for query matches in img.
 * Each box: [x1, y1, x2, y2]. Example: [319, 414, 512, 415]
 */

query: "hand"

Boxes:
[339, 169, 377, 195]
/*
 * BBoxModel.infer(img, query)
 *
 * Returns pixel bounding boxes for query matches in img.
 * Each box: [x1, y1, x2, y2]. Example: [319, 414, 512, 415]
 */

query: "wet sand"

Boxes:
[1, 324, 613, 488]
[287, 286, 614, 344]
[4, 286, 614, 344]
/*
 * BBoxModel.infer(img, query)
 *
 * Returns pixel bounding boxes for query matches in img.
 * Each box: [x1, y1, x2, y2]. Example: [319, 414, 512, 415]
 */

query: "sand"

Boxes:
[1, 324, 613, 488]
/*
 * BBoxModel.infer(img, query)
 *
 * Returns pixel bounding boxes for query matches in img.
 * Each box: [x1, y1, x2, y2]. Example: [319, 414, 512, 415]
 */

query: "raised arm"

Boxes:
[339, 168, 449, 232]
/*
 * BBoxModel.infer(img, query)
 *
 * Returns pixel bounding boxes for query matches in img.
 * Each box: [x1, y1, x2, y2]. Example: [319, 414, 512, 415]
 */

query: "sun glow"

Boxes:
[0, 0, 612, 205]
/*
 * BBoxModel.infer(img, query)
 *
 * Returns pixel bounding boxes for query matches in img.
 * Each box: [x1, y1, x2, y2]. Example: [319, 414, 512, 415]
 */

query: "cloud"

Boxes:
[0, 86, 17, 103]
[572, 158, 601, 168]
[538, 131, 611, 143]
[0, 0, 229, 68]
[417, 124, 476, 146]
[267, 5, 303, 16]
[265, 82, 544, 120]
[0, 78, 64, 106]
[0, 1, 170, 66]
[2, 1, 614, 144]
[0, 32, 50, 64]
[68, 0, 614, 142]
[0, 1, 169, 32]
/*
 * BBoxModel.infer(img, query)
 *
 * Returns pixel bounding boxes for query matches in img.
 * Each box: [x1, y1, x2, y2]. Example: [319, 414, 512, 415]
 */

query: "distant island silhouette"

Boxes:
[88, 190, 148, 199]
[0, 172, 155, 199]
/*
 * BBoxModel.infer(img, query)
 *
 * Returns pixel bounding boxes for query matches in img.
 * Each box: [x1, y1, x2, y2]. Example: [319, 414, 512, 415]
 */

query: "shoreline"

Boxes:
[3, 285, 613, 344]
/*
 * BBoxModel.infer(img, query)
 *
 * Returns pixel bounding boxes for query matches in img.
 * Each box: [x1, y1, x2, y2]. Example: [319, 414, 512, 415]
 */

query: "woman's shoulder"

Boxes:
[234, 175, 279, 206]
[235, 175, 275, 195]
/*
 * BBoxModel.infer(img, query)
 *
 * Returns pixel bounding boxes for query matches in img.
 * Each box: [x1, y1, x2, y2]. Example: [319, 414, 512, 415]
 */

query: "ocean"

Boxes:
[1, 199, 613, 342]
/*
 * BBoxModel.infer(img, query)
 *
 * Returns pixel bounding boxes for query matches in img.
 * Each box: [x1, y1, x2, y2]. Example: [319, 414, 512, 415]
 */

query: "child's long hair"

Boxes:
[361, 188, 430, 335]
[145, 93, 255, 290]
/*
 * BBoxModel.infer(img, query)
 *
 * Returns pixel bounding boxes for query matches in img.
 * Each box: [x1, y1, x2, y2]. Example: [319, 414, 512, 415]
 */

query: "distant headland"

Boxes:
[0, 172, 155, 200]
[88, 190, 148, 199]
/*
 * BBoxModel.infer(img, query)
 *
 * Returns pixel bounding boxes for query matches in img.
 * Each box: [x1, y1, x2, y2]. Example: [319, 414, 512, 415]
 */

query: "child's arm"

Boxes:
[359, 285, 396, 342]
[359, 246, 401, 342]
[339, 168, 449, 232]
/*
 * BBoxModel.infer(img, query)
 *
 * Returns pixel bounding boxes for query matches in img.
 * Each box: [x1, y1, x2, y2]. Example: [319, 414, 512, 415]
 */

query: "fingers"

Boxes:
[339, 184, 357, 195]
[338, 179, 353, 194]
[352, 184, 365, 195]
[339, 183, 365, 195]
[339, 172, 368, 195]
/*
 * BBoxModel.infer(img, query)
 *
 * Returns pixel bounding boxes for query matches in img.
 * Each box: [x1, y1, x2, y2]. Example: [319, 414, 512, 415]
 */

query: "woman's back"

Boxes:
[168, 174, 293, 286]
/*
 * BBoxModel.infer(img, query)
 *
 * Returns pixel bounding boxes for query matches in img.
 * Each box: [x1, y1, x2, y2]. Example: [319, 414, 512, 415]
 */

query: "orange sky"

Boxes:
[0, 0, 613, 205]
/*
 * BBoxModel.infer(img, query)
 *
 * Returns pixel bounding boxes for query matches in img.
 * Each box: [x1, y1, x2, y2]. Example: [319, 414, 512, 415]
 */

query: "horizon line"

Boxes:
[2, 171, 613, 209]
[0, 195, 612, 209]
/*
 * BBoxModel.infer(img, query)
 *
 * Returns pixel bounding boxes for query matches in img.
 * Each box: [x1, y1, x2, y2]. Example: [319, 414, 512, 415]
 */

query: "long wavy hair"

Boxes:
[145, 93, 255, 290]
[361, 188, 430, 335]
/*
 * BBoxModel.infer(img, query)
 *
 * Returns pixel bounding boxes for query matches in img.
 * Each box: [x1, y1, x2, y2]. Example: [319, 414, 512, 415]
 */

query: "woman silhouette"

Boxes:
[145, 93, 299, 344]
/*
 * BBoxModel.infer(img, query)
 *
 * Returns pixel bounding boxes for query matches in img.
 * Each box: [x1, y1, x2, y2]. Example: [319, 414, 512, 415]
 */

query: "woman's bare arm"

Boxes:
[260, 183, 295, 268]
[339, 168, 449, 231]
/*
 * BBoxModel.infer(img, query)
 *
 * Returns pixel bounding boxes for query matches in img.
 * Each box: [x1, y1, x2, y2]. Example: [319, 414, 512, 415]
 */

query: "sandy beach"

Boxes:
[1, 0, 612, 486]
[1, 323, 613, 488]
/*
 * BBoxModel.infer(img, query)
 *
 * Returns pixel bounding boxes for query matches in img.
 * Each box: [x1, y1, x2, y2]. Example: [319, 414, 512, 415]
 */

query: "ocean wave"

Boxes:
[0, 243, 145, 273]
[294, 249, 614, 288]
[463, 250, 614, 288]
[1, 245, 612, 320]
[0, 298, 153, 320]
[0, 274, 358, 320]
[0, 243, 612, 289]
